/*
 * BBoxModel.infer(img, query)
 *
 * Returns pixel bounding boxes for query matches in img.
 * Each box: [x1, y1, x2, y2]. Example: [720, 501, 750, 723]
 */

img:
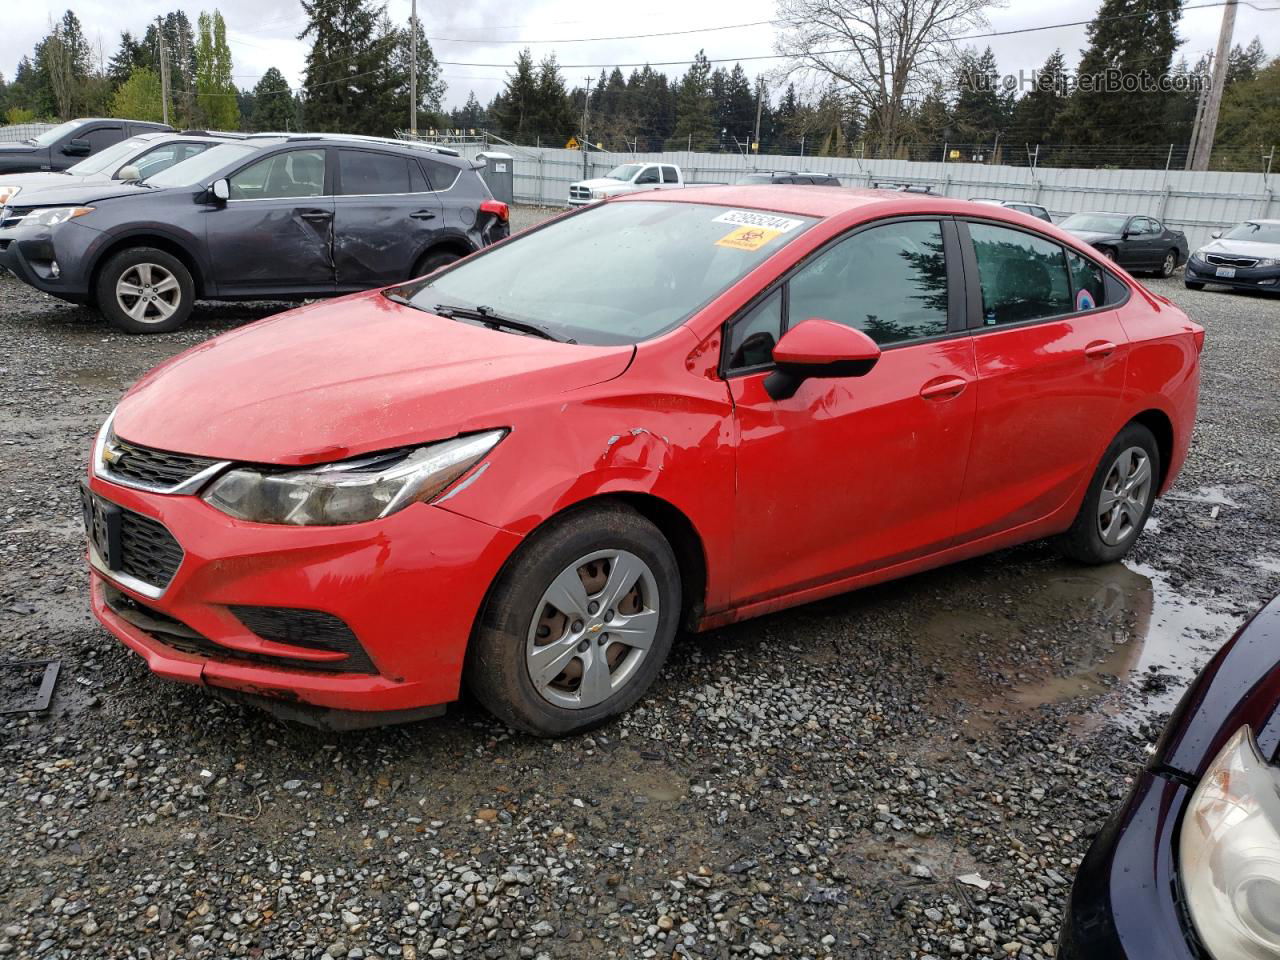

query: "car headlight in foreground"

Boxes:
[23, 206, 95, 226]
[1180, 726, 1280, 958]
[202, 430, 506, 525]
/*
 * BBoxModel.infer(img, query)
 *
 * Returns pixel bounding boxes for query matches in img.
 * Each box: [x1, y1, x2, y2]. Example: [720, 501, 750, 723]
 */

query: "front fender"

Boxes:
[84, 220, 213, 293]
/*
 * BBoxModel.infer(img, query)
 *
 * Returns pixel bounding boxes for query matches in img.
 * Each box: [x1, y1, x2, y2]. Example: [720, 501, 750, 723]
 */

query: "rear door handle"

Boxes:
[300, 209, 332, 222]
[919, 376, 968, 401]
[410, 209, 437, 220]
[1084, 340, 1118, 360]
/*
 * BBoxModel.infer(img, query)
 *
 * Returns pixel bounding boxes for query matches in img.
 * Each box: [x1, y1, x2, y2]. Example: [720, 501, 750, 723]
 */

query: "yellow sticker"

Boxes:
[716, 225, 782, 251]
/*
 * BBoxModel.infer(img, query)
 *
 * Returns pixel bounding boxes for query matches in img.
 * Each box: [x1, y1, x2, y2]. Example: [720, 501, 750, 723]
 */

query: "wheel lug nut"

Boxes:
[577, 640, 589, 653]
[605, 609, 615, 621]
[587, 601, 599, 615]
[571, 620, 584, 633]
[597, 633, 608, 646]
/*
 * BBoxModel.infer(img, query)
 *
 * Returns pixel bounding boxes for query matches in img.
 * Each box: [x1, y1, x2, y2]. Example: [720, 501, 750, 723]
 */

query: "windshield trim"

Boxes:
[400, 199, 820, 347]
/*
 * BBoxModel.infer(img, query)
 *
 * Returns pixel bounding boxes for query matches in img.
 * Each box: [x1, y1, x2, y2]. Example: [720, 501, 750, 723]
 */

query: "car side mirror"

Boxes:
[211, 178, 230, 202]
[764, 318, 882, 401]
[115, 164, 141, 181]
[1121, 230, 1131, 239]
[1210, 229, 1222, 239]
[63, 138, 91, 156]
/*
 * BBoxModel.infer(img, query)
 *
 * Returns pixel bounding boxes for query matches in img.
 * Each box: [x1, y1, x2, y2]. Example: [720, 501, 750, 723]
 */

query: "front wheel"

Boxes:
[95, 247, 194, 334]
[1058, 423, 1160, 564]
[465, 504, 681, 736]
[1100, 247, 1118, 263]
[1185, 280, 1205, 290]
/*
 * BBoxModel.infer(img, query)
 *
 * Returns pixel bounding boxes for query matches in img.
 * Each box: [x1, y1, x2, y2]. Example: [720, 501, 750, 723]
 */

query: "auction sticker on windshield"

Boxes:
[716, 226, 782, 251]
[712, 210, 805, 233]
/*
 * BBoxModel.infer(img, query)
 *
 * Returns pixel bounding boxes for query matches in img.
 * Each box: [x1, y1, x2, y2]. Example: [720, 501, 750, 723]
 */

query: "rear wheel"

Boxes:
[1100, 247, 1118, 263]
[95, 247, 194, 334]
[1160, 249, 1178, 278]
[465, 504, 681, 737]
[411, 250, 462, 279]
[1059, 423, 1160, 564]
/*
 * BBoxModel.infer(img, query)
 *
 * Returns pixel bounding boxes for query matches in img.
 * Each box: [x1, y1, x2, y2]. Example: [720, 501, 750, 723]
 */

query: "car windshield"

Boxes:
[604, 164, 643, 181]
[1222, 222, 1280, 244]
[1061, 213, 1129, 233]
[66, 137, 152, 176]
[143, 143, 257, 187]
[26, 120, 82, 147]
[404, 201, 817, 346]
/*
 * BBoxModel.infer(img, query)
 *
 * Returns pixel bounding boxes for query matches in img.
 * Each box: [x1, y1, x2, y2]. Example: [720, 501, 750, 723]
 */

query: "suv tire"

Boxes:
[96, 246, 195, 334]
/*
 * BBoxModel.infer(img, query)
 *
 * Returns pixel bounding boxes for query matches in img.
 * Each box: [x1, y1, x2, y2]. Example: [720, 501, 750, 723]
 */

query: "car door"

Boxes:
[205, 147, 335, 294]
[55, 124, 125, 170]
[727, 217, 977, 604]
[1126, 217, 1160, 268]
[332, 148, 442, 289]
[954, 220, 1129, 542]
[660, 165, 681, 189]
[634, 166, 661, 191]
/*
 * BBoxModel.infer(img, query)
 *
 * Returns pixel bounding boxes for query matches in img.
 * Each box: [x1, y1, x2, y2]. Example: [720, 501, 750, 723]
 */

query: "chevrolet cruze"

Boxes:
[82, 187, 1203, 736]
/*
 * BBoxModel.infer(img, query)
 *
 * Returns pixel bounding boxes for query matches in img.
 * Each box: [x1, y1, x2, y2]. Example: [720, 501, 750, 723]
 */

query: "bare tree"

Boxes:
[775, 0, 996, 153]
[44, 21, 75, 120]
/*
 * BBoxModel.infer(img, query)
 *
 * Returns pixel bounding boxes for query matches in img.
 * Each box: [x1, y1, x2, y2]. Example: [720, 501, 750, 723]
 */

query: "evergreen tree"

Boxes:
[250, 67, 295, 132]
[1227, 37, 1267, 85]
[532, 54, 574, 144]
[952, 47, 1008, 157]
[392, 15, 447, 131]
[108, 32, 148, 88]
[35, 11, 93, 118]
[491, 49, 538, 142]
[1007, 49, 1069, 155]
[299, 0, 397, 134]
[723, 64, 756, 146]
[670, 51, 715, 149]
[1214, 54, 1279, 169]
[1054, 0, 1183, 161]
[196, 11, 239, 130]
[452, 90, 486, 129]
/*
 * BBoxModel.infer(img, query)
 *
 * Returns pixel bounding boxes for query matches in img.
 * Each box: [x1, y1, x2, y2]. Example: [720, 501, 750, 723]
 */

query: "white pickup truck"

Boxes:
[568, 162, 684, 205]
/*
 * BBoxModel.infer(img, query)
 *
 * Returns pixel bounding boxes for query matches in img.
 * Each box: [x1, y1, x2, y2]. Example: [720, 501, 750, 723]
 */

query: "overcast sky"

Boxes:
[5, 0, 1277, 113]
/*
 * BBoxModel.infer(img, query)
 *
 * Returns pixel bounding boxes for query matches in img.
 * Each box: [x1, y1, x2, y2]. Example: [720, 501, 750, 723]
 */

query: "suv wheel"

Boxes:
[413, 250, 462, 279]
[96, 247, 194, 334]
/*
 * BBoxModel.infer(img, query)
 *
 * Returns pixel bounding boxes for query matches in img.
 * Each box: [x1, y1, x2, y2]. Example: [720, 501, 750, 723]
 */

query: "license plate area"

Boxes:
[1215, 266, 1236, 278]
[80, 483, 123, 570]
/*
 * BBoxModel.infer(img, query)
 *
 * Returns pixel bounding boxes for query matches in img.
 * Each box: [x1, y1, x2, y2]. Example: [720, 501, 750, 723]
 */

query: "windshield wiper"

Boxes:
[433, 302, 571, 343]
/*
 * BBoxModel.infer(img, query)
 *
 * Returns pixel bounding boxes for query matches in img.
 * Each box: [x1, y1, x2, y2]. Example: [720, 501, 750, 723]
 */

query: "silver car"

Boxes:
[1185, 219, 1280, 294]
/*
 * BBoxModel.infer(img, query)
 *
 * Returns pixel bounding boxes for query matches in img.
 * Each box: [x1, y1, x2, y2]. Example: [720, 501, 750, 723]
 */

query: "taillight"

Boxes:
[1193, 326, 1205, 354]
[479, 199, 509, 223]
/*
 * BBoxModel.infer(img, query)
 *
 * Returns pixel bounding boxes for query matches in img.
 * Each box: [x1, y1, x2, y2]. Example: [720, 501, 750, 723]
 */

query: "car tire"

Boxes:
[1185, 280, 1205, 290]
[1059, 422, 1161, 565]
[465, 503, 681, 737]
[96, 247, 194, 334]
[1100, 247, 1117, 262]
[1160, 250, 1178, 278]
[412, 250, 462, 279]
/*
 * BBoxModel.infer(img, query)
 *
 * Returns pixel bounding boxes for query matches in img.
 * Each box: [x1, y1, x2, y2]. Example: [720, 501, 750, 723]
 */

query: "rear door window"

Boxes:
[968, 222, 1073, 326]
[339, 150, 410, 195]
[661, 166, 680, 184]
[83, 126, 125, 151]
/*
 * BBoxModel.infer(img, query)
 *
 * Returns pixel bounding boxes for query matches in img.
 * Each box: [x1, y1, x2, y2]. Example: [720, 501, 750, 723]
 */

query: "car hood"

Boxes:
[113, 291, 636, 465]
[0, 171, 98, 192]
[1196, 237, 1280, 259]
[10, 179, 158, 207]
[1063, 229, 1118, 243]
[0, 144, 38, 155]
[573, 178, 633, 190]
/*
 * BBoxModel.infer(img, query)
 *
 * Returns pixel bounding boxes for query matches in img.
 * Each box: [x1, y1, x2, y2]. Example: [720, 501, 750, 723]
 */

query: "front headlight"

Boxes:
[0, 184, 20, 205]
[1180, 726, 1280, 959]
[591, 190, 609, 199]
[202, 430, 506, 525]
[1256, 258, 1280, 269]
[1191, 249, 1208, 263]
[25, 206, 94, 226]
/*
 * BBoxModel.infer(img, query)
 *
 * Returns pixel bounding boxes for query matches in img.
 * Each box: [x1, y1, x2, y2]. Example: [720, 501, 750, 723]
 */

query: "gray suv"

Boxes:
[0, 134, 510, 333]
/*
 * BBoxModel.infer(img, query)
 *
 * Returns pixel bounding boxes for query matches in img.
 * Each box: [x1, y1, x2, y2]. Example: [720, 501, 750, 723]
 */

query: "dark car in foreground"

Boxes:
[737, 170, 842, 187]
[1059, 595, 1280, 959]
[1185, 219, 1280, 294]
[0, 133, 509, 333]
[1060, 211, 1189, 277]
[0, 118, 173, 174]
[0, 131, 235, 206]
[82, 188, 1201, 734]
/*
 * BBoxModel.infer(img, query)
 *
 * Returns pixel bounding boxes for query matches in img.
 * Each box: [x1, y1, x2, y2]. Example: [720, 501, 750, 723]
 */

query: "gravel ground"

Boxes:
[1, 211, 1278, 959]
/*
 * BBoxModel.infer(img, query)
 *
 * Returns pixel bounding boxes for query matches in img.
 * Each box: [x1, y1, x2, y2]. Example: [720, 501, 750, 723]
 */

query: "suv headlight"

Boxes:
[1180, 726, 1280, 959]
[202, 430, 506, 525]
[25, 206, 94, 226]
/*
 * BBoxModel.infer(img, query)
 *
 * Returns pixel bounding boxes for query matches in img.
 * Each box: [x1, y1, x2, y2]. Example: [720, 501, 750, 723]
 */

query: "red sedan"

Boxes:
[82, 187, 1203, 736]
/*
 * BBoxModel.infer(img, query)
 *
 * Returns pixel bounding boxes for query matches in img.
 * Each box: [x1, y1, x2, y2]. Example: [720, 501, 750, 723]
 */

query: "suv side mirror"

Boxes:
[115, 164, 141, 181]
[63, 138, 91, 156]
[211, 178, 230, 202]
[764, 318, 882, 401]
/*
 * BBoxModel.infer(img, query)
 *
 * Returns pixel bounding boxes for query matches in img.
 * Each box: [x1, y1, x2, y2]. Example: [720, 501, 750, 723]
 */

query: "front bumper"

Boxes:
[0, 220, 96, 301]
[85, 469, 522, 719]
[1185, 258, 1280, 291]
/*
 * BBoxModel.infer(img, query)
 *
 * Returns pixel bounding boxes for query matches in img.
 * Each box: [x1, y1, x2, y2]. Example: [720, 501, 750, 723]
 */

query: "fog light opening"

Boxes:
[49, 260, 60, 278]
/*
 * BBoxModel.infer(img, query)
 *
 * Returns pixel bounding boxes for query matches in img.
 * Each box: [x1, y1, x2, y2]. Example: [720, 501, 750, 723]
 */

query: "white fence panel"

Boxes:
[0, 123, 55, 143]
[460, 143, 1277, 251]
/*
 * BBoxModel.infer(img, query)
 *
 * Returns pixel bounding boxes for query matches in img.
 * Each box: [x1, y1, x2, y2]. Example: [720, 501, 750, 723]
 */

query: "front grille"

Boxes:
[231, 606, 376, 674]
[106, 435, 222, 490]
[118, 510, 184, 589]
[569, 186, 591, 200]
[1206, 253, 1259, 268]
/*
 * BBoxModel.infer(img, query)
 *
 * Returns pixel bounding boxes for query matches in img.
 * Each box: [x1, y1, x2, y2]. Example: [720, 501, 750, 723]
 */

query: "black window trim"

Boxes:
[956, 216, 1132, 333]
[720, 214, 969, 380]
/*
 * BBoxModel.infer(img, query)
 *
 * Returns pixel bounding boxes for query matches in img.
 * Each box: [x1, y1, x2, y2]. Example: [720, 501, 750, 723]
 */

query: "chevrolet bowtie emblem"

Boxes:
[102, 441, 125, 466]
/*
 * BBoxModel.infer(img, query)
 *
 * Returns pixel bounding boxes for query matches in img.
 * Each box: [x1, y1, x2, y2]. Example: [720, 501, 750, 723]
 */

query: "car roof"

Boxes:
[619, 185, 970, 219]
[72, 117, 170, 127]
[244, 132, 463, 160]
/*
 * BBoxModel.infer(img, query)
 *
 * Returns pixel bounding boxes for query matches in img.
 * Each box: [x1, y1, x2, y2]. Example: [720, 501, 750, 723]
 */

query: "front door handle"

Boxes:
[1084, 340, 1118, 360]
[919, 376, 968, 401]
[409, 209, 437, 220]
[300, 209, 332, 222]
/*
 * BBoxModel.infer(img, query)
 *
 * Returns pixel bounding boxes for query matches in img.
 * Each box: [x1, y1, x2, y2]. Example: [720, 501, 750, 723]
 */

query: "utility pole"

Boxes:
[156, 18, 170, 127]
[582, 76, 592, 179]
[1184, 53, 1212, 170]
[1191, 0, 1237, 171]
[409, 0, 417, 136]
[753, 78, 764, 154]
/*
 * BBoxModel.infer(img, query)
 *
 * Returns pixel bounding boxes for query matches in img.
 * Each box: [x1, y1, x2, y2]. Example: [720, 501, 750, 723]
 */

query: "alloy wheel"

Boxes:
[115, 262, 181, 325]
[1162, 252, 1176, 277]
[525, 549, 659, 709]
[1097, 446, 1153, 546]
